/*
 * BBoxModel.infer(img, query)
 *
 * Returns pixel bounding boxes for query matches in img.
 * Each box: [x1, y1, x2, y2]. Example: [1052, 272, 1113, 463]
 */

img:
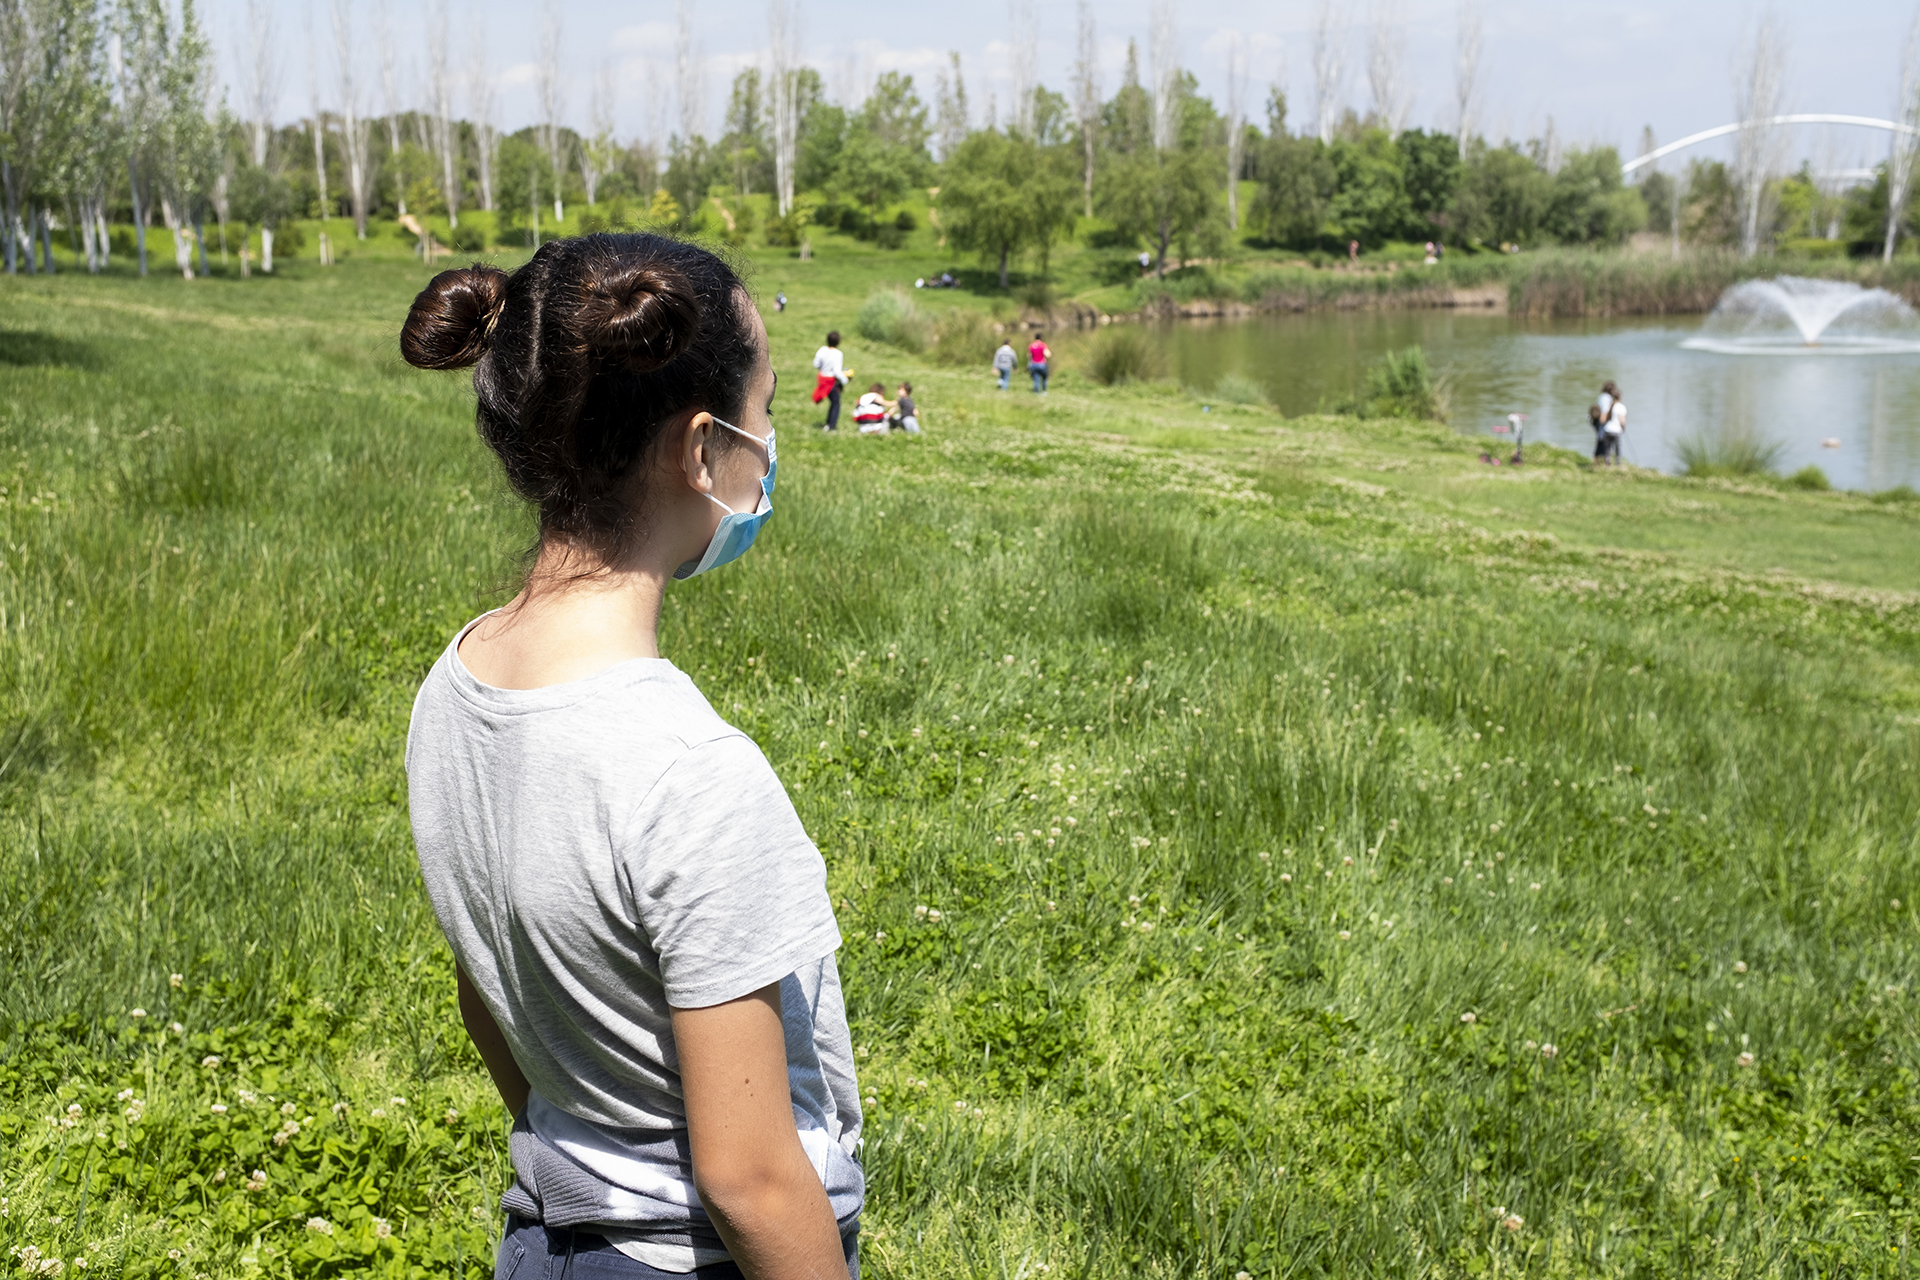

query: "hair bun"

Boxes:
[401, 265, 510, 370]
[577, 260, 700, 372]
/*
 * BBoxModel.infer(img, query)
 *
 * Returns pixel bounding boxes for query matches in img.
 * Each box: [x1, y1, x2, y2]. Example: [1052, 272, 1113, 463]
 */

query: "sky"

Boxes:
[209, 1, 1920, 176]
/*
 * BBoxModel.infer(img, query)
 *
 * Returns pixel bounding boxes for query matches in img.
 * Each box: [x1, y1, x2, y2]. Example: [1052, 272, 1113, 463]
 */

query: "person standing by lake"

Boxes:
[1595, 381, 1625, 466]
[1027, 333, 1051, 394]
[992, 339, 1016, 391]
[813, 331, 847, 431]
[398, 234, 862, 1280]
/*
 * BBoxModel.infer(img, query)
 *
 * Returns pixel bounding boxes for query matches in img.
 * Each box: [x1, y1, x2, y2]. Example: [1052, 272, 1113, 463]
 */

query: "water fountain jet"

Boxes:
[1684, 276, 1920, 354]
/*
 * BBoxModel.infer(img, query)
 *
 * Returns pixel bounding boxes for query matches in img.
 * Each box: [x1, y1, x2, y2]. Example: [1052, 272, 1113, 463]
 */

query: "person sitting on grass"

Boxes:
[888, 382, 920, 434]
[398, 233, 863, 1280]
[853, 382, 891, 434]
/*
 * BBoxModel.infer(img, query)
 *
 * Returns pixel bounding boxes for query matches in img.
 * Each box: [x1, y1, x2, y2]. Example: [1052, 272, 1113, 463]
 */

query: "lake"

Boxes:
[1153, 310, 1920, 492]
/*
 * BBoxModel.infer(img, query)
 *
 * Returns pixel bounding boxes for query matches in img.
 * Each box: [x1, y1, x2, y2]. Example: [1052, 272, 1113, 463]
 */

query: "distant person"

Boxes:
[775, 290, 787, 312]
[992, 339, 1016, 390]
[813, 330, 848, 431]
[1028, 332, 1051, 393]
[889, 382, 921, 434]
[853, 383, 891, 434]
[1588, 403, 1614, 464]
[1604, 393, 1627, 464]
[1138, 251, 1152, 270]
[1423, 241, 1438, 264]
[1348, 239, 1360, 263]
[1595, 381, 1625, 465]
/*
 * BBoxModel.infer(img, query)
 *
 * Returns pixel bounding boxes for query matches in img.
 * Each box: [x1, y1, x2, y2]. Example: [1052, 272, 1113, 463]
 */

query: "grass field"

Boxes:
[3, 240, 1920, 1279]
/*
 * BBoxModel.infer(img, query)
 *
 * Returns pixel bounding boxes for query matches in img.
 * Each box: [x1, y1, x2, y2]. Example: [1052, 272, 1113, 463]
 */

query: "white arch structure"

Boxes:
[1622, 114, 1919, 175]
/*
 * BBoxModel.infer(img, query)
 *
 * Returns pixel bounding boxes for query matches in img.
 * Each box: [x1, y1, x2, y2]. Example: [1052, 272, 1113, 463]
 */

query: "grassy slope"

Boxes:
[2, 242, 1919, 1279]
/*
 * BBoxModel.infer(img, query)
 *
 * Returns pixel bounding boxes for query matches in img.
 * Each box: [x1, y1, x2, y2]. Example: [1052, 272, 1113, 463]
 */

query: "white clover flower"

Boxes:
[1501, 1214, 1523, 1232]
[926, 909, 942, 922]
[1530, 883, 1541, 891]
[305, 1218, 332, 1236]
[201, 1056, 221, 1068]
[874, 931, 887, 942]
[1279, 873, 1292, 883]
[169, 1022, 184, 1035]
[389, 1096, 407, 1107]
[1539, 1044, 1558, 1059]
[373, 1219, 393, 1240]
[1736, 1052, 1755, 1068]
[130, 1009, 146, 1019]
[116, 1089, 134, 1102]
[1460, 1012, 1477, 1024]
[1336, 930, 1351, 940]
[66, 1103, 83, 1118]
[280, 1102, 296, 1116]
[210, 1104, 228, 1115]
[169, 974, 184, 988]
[331, 1101, 348, 1116]
[371, 1109, 386, 1119]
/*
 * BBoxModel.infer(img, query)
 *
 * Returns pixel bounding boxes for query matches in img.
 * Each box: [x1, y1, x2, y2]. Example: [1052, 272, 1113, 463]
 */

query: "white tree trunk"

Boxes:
[261, 225, 274, 272]
[159, 194, 194, 279]
[1313, 1, 1344, 145]
[1149, 0, 1178, 151]
[1454, 0, 1480, 156]
[768, 0, 799, 216]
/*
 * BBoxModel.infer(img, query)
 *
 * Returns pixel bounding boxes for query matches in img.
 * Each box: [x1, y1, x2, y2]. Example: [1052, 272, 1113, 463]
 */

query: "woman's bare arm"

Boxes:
[457, 964, 531, 1119]
[671, 985, 850, 1280]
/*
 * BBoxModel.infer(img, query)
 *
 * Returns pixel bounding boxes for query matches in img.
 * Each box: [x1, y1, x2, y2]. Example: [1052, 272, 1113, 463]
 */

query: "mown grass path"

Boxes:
[2, 257, 1918, 1279]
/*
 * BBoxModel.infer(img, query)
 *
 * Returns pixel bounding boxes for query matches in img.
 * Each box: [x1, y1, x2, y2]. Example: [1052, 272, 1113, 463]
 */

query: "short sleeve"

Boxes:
[623, 734, 842, 1009]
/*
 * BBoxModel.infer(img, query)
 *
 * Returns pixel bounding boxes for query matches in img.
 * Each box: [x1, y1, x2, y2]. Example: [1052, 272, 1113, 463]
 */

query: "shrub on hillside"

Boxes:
[1084, 326, 1166, 385]
[1365, 347, 1448, 420]
[930, 309, 997, 367]
[1211, 372, 1270, 406]
[1787, 464, 1832, 491]
[1675, 431, 1785, 478]
[856, 288, 933, 351]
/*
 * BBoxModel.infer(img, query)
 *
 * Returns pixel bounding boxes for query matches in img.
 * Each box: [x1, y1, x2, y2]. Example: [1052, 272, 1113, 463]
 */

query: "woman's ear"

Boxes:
[671, 412, 718, 495]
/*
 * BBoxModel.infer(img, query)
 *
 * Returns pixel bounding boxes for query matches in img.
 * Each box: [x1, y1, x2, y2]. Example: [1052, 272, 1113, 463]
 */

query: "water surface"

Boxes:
[1152, 311, 1920, 492]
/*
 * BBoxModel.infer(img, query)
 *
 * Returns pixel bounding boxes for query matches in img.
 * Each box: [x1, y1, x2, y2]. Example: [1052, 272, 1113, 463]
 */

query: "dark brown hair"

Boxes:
[400, 234, 758, 558]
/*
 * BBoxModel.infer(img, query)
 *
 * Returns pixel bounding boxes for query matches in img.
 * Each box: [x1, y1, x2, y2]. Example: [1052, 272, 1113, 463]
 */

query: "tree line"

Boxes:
[0, 0, 1897, 282]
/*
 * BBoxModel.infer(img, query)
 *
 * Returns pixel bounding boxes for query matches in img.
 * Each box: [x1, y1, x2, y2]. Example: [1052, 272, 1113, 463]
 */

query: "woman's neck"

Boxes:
[457, 542, 670, 690]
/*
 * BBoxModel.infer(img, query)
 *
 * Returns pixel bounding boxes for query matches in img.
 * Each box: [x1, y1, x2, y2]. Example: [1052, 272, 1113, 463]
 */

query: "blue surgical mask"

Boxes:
[674, 417, 775, 580]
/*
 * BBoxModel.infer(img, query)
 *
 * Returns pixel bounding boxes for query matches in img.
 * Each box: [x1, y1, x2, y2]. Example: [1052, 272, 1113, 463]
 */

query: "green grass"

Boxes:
[3, 244, 1920, 1279]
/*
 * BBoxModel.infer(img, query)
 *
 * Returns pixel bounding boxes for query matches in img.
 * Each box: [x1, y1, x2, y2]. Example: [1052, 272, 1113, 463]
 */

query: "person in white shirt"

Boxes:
[1597, 380, 1624, 466]
[812, 332, 848, 431]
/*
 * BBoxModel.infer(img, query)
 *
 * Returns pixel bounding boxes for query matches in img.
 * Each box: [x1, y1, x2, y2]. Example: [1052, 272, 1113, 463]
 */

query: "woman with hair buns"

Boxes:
[399, 234, 862, 1280]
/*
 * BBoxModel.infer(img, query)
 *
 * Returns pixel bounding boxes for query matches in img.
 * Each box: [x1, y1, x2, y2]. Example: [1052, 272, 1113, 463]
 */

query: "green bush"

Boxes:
[1365, 346, 1448, 420]
[856, 288, 933, 351]
[894, 209, 918, 231]
[1211, 372, 1271, 406]
[1872, 483, 1920, 504]
[929, 309, 998, 367]
[1786, 464, 1832, 491]
[272, 222, 306, 256]
[1084, 325, 1166, 386]
[1675, 431, 1786, 478]
[764, 207, 810, 247]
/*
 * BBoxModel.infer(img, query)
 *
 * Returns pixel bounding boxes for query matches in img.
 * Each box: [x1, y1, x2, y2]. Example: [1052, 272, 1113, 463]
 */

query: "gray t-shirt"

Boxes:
[406, 618, 862, 1268]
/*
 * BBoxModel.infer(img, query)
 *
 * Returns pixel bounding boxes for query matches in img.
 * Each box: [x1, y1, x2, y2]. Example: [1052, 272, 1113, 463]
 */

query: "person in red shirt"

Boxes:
[1027, 333, 1051, 394]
